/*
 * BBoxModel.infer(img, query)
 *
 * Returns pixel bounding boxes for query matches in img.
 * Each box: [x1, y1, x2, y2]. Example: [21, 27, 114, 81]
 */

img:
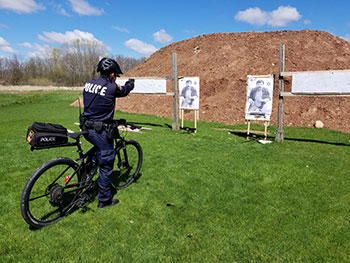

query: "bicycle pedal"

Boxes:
[76, 199, 87, 208]
[89, 165, 98, 175]
[75, 196, 87, 208]
[86, 180, 96, 191]
[65, 203, 77, 215]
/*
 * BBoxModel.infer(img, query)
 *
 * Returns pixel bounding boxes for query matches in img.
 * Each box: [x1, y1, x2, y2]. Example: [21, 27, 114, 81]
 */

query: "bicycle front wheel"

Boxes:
[111, 139, 143, 190]
[20, 157, 81, 228]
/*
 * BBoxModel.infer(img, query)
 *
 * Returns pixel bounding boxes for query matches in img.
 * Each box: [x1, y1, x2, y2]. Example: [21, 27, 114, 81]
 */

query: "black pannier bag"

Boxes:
[26, 122, 68, 149]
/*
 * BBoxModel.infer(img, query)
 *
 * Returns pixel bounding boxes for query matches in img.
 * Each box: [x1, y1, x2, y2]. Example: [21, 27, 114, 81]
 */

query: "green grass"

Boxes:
[0, 91, 349, 263]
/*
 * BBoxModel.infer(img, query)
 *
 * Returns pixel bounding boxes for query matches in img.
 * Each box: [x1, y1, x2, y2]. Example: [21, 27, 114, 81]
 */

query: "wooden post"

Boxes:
[172, 53, 179, 130]
[194, 110, 198, 133]
[275, 45, 285, 142]
[181, 109, 184, 128]
[264, 121, 268, 140]
[247, 121, 251, 139]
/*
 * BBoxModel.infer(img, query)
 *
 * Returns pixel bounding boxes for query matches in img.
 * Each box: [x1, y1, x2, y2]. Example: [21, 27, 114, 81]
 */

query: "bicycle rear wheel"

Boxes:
[20, 157, 81, 228]
[111, 139, 143, 190]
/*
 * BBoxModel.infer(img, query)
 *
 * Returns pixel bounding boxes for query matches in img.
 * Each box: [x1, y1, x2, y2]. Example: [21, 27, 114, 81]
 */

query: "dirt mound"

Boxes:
[118, 30, 350, 132]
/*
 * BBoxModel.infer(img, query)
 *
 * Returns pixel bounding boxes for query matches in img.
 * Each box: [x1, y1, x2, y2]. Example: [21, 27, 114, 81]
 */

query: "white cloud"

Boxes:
[38, 29, 104, 46]
[19, 42, 33, 49]
[56, 5, 70, 16]
[35, 29, 111, 55]
[0, 0, 44, 13]
[124, 39, 158, 56]
[26, 29, 110, 58]
[68, 0, 103, 16]
[19, 42, 50, 51]
[19, 42, 52, 58]
[0, 36, 16, 53]
[153, 29, 173, 44]
[0, 46, 15, 53]
[235, 7, 269, 27]
[268, 6, 301, 27]
[184, 29, 196, 35]
[0, 37, 8, 46]
[112, 26, 129, 33]
[59, 8, 70, 16]
[49, 2, 70, 16]
[304, 19, 311, 25]
[341, 34, 350, 41]
[235, 6, 301, 27]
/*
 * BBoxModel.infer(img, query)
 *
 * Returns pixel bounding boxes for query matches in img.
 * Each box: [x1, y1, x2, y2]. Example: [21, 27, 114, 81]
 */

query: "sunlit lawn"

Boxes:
[0, 91, 349, 262]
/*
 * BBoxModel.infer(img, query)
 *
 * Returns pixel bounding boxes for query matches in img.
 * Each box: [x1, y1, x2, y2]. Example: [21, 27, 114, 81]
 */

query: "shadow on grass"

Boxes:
[164, 123, 173, 130]
[283, 137, 350, 146]
[180, 126, 197, 134]
[130, 121, 168, 128]
[229, 130, 350, 146]
[164, 123, 197, 134]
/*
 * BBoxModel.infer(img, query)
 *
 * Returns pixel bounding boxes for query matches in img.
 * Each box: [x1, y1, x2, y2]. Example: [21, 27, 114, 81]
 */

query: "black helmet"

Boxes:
[97, 57, 123, 76]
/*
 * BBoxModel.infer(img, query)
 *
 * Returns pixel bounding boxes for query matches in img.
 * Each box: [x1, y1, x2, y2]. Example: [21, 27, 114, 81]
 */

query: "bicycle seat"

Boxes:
[68, 131, 88, 140]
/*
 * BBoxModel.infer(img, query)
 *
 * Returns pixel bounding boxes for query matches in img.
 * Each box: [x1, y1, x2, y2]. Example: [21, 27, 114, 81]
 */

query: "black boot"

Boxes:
[98, 198, 120, 209]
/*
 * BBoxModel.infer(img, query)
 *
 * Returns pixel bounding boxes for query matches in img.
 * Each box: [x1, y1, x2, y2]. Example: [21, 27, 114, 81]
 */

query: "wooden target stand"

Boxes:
[246, 119, 270, 141]
[245, 74, 274, 143]
[180, 109, 199, 133]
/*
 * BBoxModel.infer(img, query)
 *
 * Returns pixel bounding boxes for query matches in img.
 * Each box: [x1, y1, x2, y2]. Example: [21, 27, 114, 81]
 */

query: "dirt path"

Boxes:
[0, 85, 82, 91]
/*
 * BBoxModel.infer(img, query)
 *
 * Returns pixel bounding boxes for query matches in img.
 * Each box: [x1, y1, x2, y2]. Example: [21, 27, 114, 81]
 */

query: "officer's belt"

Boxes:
[84, 120, 109, 132]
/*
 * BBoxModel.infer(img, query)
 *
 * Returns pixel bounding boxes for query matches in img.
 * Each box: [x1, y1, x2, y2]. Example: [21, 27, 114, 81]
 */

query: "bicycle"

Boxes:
[20, 119, 143, 229]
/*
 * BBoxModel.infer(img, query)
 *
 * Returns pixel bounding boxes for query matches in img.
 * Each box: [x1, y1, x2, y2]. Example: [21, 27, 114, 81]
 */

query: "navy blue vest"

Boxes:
[83, 76, 132, 122]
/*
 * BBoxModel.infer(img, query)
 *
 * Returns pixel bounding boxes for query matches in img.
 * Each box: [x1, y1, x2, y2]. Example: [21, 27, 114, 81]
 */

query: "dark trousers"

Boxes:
[86, 129, 115, 202]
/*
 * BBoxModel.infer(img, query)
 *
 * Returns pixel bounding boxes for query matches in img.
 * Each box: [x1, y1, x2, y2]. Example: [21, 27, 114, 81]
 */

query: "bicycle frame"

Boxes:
[43, 136, 97, 209]
[62, 131, 127, 194]
[49, 122, 136, 199]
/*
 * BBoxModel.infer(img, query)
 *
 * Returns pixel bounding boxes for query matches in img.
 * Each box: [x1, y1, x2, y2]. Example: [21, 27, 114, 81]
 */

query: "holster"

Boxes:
[79, 115, 87, 131]
[106, 120, 120, 140]
[80, 116, 106, 134]
[94, 122, 103, 133]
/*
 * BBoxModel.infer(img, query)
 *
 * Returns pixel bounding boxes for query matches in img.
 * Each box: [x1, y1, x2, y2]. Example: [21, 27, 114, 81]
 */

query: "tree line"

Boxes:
[0, 39, 146, 86]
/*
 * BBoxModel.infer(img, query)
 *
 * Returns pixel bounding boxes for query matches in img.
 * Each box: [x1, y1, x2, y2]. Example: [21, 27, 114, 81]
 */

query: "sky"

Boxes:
[1, 0, 350, 60]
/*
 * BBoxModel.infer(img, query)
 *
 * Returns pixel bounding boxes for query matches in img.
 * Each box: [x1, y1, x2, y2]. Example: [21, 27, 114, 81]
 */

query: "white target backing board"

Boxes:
[291, 70, 350, 94]
[116, 78, 166, 94]
[245, 75, 274, 121]
[179, 77, 200, 110]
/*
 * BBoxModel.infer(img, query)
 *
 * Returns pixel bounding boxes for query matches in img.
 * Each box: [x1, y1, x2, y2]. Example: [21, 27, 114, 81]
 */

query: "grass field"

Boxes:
[0, 91, 349, 263]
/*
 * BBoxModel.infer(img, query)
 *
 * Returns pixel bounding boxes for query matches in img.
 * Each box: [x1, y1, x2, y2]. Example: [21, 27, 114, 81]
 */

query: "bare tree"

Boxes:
[115, 55, 146, 73]
[60, 39, 107, 85]
[0, 40, 146, 86]
[5, 55, 23, 85]
[0, 57, 5, 84]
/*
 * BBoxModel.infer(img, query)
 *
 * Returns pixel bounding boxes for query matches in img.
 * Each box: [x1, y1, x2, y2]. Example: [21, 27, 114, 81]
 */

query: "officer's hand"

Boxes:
[125, 79, 135, 90]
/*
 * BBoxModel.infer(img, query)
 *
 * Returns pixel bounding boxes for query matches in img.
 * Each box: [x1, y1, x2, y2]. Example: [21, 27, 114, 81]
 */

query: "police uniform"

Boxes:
[82, 76, 133, 202]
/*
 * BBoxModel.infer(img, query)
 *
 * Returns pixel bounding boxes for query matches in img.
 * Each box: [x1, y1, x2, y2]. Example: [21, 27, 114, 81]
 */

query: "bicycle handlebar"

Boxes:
[66, 119, 141, 141]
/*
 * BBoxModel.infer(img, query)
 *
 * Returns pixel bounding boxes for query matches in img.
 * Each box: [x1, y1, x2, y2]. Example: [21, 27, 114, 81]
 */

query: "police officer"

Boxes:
[82, 57, 134, 208]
